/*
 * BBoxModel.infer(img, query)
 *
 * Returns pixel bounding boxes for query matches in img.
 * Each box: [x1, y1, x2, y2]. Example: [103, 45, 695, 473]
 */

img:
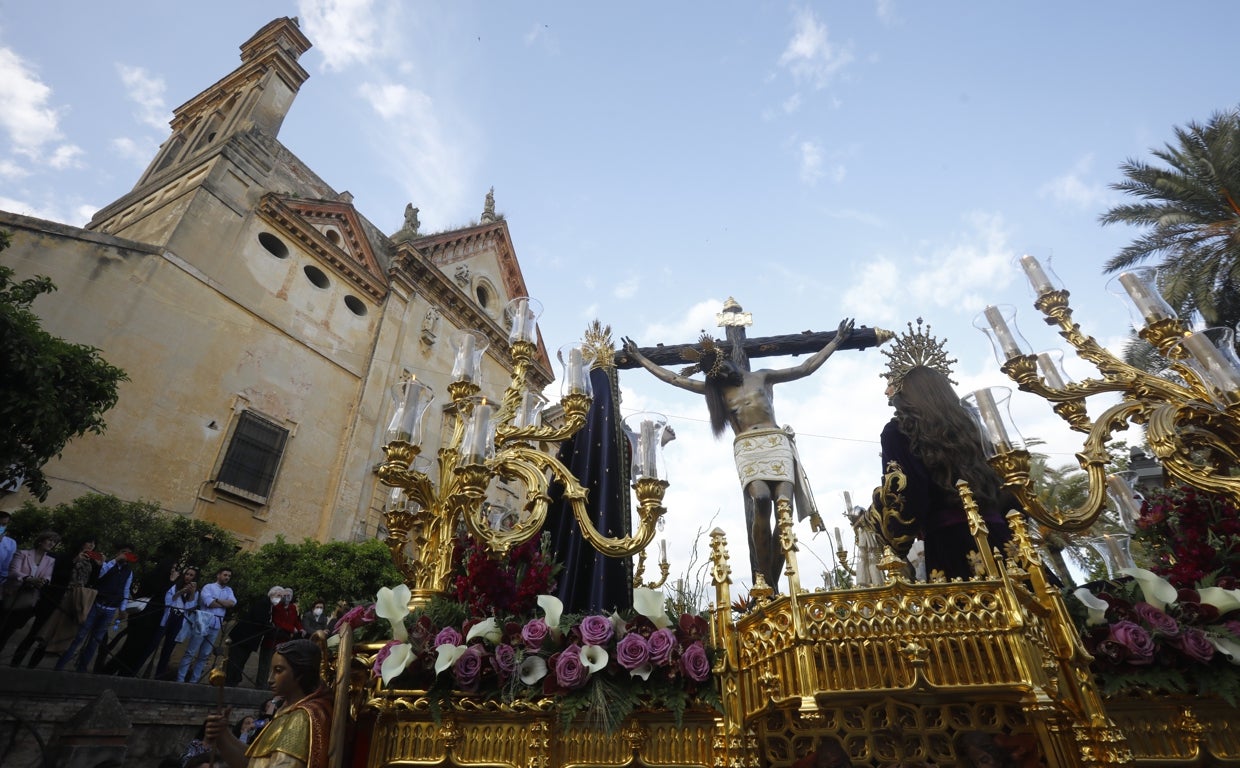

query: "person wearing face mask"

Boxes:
[300, 599, 330, 635]
[257, 585, 303, 688]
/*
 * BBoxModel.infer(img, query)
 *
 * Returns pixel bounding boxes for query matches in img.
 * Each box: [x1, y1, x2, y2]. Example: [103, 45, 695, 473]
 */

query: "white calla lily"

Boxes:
[380, 642, 413, 685]
[633, 587, 672, 629]
[1073, 588, 1110, 626]
[1209, 635, 1240, 664]
[1198, 587, 1240, 614]
[628, 662, 653, 681]
[580, 644, 609, 673]
[537, 594, 564, 638]
[434, 643, 467, 675]
[1119, 567, 1178, 612]
[326, 633, 340, 649]
[610, 611, 627, 640]
[375, 584, 413, 641]
[466, 617, 503, 644]
[519, 655, 548, 685]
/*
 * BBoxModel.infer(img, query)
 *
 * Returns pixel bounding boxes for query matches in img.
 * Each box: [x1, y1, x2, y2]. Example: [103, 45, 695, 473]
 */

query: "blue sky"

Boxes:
[3, 1, 1237, 590]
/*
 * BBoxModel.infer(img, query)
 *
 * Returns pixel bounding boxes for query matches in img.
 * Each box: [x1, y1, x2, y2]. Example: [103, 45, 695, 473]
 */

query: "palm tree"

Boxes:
[1100, 109, 1240, 333]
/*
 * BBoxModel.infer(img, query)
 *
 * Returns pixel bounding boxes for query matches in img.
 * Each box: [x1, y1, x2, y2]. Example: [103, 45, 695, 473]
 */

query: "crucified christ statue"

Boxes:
[621, 300, 863, 591]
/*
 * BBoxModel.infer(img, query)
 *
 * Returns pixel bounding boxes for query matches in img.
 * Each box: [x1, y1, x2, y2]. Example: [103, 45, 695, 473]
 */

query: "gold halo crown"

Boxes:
[881, 317, 957, 387]
[581, 320, 616, 370]
[679, 333, 730, 378]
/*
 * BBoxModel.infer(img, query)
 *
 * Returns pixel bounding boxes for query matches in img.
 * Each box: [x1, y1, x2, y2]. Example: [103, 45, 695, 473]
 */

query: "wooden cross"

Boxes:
[614, 297, 890, 369]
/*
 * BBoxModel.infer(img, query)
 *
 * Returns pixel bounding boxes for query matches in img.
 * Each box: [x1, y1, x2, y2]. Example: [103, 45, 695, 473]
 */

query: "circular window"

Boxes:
[303, 265, 330, 289]
[259, 232, 289, 259]
[476, 285, 490, 308]
[344, 295, 367, 316]
[325, 229, 341, 245]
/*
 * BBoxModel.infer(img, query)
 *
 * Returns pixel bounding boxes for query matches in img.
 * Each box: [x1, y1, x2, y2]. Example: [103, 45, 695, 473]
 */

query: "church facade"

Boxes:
[0, 17, 552, 547]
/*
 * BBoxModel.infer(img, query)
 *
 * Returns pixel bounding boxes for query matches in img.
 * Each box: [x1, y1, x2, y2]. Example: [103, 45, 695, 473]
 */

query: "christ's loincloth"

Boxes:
[733, 426, 820, 524]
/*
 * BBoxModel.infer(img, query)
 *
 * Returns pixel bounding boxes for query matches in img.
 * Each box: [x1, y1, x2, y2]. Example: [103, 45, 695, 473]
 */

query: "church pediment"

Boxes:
[415, 221, 531, 313]
[258, 193, 387, 300]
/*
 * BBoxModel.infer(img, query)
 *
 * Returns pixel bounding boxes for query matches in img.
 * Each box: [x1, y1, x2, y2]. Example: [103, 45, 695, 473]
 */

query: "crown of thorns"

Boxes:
[881, 317, 957, 386]
[679, 333, 731, 378]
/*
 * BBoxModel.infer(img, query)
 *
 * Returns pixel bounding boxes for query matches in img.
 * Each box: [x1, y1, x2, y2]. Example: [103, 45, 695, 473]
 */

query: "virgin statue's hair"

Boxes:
[276, 638, 323, 695]
[891, 366, 1002, 506]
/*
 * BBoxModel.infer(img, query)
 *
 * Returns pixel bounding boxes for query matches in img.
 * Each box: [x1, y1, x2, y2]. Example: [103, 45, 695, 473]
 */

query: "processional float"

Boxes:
[319, 273, 1239, 766]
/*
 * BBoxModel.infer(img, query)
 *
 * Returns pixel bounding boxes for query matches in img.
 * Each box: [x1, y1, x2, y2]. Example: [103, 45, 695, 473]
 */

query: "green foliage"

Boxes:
[6, 493, 238, 582]
[230, 536, 403, 606]
[0, 231, 128, 500]
[1099, 109, 1240, 366]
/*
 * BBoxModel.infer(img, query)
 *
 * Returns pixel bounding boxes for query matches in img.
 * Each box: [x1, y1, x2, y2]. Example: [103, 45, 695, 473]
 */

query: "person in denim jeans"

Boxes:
[177, 567, 235, 683]
[55, 545, 135, 672]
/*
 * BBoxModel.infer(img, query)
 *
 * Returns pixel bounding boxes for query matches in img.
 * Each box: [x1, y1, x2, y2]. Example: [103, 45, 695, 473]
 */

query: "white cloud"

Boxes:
[875, 0, 899, 25]
[0, 46, 63, 158]
[112, 136, 157, 166]
[0, 158, 30, 180]
[778, 7, 853, 89]
[47, 144, 84, 169]
[613, 276, 639, 299]
[799, 140, 824, 184]
[907, 212, 1016, 312]
[117, 64, 168, 130]
[636, 298, 725, 347]
[842, 255, 901, 323]
[358, 80, 473, 231]
[783, 93, 802, 114]
[298, 0, 384, 71]
[1039, 154, 1109, 210]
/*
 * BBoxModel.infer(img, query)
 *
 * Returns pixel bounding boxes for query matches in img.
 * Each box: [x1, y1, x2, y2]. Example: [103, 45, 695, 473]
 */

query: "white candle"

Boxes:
[1020, 254, 1054, 296]
[973, 388, 1013, 452]
[453, 333, 477, 383]
[659, 539, 668, 566]
[639, 419, 659, 478]
[464, 401, 494, 463]
[1117, 272, 1174, 324]
[834, 527, 844, 551]
[566, 347, 585, 394]
[1036, 353, 1066, 389]
[510, 298, 529, 344]
[984, 305, 1023, 361]
[1181, 331, 1240, 395]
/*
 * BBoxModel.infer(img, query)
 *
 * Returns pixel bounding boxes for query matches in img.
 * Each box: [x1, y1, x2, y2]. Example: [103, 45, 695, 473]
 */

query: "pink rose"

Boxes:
[615, 633, 651, 671]
[579, 615, 614, 646]
[648, 628, 677, 666]
[1176, 628, 1216, 663]
[1133, 602, 1180, 638]
[492, 643, 517, 680]
[434, 626, 462, 647]
[553, 644, 588, 689]
[453, 645, 485, 691]
[679, 641, 711, 682]
[522, 619, 550, 650]
[1107, 620, 1155, 665]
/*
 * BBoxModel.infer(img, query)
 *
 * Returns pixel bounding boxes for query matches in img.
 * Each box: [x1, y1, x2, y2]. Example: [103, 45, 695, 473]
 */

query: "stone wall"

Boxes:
[0, 668, 269, 767]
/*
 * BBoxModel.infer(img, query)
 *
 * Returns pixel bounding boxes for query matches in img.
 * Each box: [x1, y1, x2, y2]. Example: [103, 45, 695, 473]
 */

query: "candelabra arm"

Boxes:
[495, 393, 591, 445]
[495, 340, 538, 425]
[1146, 401, 1240, 505]
[989, 401, 1140, 531]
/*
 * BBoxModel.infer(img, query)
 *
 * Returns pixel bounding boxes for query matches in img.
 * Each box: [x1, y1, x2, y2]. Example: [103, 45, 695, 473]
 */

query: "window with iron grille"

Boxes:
[215, 411, 289, 503]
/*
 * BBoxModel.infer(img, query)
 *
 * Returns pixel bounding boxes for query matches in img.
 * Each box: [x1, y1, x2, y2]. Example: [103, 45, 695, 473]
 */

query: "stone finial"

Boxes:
[392, 203, 421, 243]
[480, 186, 497, 223]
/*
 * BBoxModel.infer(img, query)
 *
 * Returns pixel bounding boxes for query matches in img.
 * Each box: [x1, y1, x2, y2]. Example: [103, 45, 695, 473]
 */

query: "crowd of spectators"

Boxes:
[0, 513, 353, 688]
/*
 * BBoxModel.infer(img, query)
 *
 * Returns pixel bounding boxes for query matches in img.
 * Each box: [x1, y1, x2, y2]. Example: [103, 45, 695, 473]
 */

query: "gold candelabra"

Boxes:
[376, 299, 671, 606]
[973, 258, 1240, 532]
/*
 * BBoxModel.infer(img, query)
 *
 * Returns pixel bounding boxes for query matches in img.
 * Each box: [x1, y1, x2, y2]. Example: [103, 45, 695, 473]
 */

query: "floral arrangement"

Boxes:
[1069, 567, 1240, 703]
[449, 531, 560, 616]
[1134, 484, 1240, 588]
[335, 584, 719, 731]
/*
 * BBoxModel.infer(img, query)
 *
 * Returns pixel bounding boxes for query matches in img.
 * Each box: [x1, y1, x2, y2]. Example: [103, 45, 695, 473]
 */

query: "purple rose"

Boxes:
[522, 619, 549, 650]
[554, 644, 588, 689]
[679, 641, 711, 682]
[615, 633, 651, 671]
[492, 643, 517, 680]
[1176, 628, 1216, 663]
[372, 640, 401, 678]
[1133, 602, 1180, 638]
[1225, 621, 1240, 639]
[648, 628, 677, 666]
[1108, 620, 1156, 665]
[579, 615, 614, 646]
[435, 626, 463, 647]
[453, 645, 485, 691]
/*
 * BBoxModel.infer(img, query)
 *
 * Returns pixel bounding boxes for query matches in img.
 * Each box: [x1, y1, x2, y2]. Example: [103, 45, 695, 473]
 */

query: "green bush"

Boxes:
[229, 536, 403, 607]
